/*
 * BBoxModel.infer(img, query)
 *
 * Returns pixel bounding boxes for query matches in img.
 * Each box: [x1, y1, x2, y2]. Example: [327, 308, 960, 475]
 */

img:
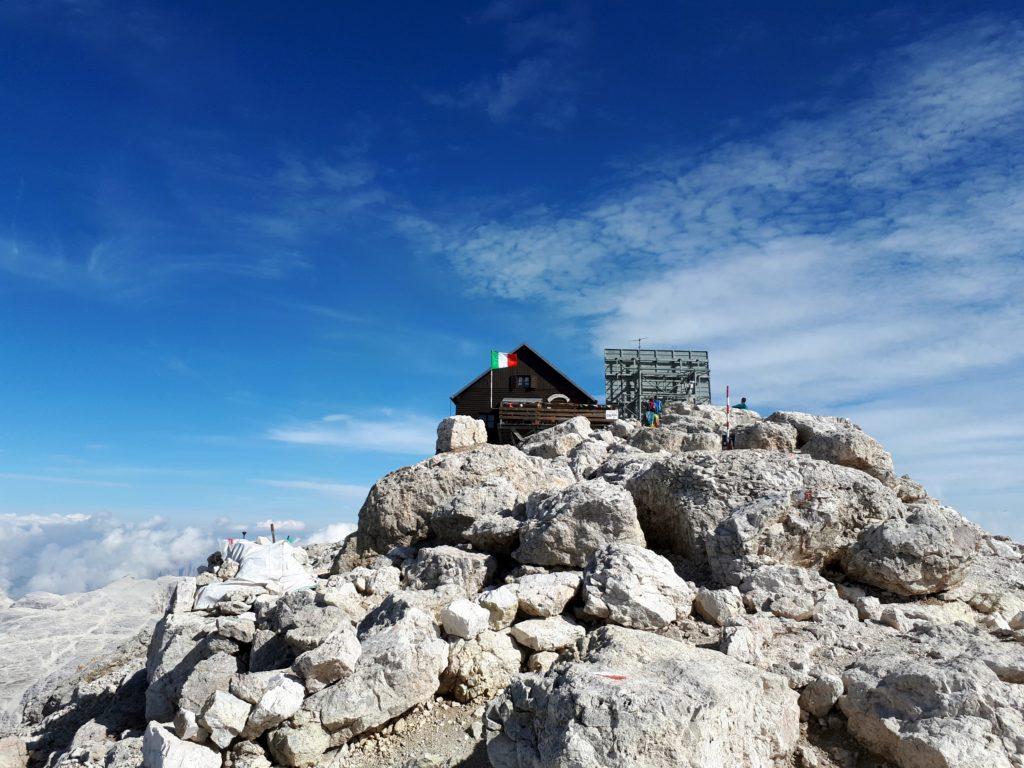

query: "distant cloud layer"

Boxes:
[0, 512, 358, 598]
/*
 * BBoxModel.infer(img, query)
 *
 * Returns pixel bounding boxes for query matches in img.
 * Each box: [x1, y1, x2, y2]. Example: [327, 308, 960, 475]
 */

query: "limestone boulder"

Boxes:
[310, 603, 448, 742]
[429, 479, 522, 555]
[485, 625, 799, 768]
[627, 451, 905, 580]
[514, 479, 645, 567]
[440, 629, 525, 703]
[519, 416, 592, 459]
[567, 437, 612, 480]
[515, 572, 581, 618]
[693, 587, 746, 626]
[629, 423, 721, 454]
[841, 503, 980, 596]
[199, 690, 251, 749]
[740, 565, 839, 621]
[840, 630, 1024, 767]
[767, 411, 895, 484]
[142, 723, 221, 768]
[357, 444, 574, 553]
[403, 546, 497, 596]
[293, 626, 361, 688]
[581, 543, 694, 629]
[440, 598, 491, 639]
[242, 674, 304, 739]
[509, 616, 584, 652]
[265, 722, 331, 768]
[435, 416, 487, 453]
[477, 586, 519, 631]
[732, 421, 797, 452]
[178, 652, 242, 720]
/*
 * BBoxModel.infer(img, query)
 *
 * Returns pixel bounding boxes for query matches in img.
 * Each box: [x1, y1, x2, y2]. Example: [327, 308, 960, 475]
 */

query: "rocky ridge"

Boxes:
[3, 405, 1023, 768]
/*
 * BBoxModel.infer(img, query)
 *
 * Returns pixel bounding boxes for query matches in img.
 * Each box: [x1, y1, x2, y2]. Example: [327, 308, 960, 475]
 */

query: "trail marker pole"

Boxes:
[270, 523, 276, 543]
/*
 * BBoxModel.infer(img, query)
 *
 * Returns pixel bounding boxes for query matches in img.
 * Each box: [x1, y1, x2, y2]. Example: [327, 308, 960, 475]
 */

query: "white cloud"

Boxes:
[304, 522, 357, 545]
[411, 18, 1024, 537]
[0, 513, 218, 598]
[268, 412, 437, 455]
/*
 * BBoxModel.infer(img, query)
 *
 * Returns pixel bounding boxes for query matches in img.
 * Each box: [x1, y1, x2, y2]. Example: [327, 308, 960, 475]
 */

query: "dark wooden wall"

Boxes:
[452, 348, 593, 423]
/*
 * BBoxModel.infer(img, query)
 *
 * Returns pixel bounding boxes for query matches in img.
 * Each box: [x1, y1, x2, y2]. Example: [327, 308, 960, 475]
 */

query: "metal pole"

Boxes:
[270, 523, 276, 543]
[635, 338, 646, 421]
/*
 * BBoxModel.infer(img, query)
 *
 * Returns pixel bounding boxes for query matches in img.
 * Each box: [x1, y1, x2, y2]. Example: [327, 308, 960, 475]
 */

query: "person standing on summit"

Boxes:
[734, 397, 750, 410]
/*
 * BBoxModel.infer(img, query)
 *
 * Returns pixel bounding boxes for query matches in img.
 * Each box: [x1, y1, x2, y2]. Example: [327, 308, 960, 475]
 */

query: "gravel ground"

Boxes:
[325, 696, 490, 768]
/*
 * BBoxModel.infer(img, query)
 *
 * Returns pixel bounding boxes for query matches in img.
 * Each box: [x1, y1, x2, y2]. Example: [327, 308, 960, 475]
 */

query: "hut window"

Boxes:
[510, 374, 532, 390]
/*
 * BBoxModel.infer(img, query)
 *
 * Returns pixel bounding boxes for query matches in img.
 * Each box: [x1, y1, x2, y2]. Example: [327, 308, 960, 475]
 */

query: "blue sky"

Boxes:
[1, 1, 1023, 593]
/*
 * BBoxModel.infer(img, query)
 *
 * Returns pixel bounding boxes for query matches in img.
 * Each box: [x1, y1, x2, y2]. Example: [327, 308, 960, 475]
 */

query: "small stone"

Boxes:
[440, 598, 491, 639]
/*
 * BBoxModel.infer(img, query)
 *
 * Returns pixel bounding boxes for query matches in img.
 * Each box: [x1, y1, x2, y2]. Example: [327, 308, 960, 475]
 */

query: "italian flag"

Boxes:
[490, 350, 518, 369]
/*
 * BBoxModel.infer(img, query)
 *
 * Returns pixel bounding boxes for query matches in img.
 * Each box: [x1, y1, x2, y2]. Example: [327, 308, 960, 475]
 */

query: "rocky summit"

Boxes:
[2, 403, 1023, 768]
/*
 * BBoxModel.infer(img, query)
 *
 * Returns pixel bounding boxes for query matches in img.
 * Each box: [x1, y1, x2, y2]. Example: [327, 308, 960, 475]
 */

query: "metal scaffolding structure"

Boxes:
[603, 348, 711, 419]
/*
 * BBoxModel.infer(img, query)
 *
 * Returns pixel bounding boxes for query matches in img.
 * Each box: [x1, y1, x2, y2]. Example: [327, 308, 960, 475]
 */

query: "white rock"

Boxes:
[293, 626, 362, 686]
[477, 585, 519, 630]
[244, 674, 305, 738]
[170, 579, 197, 614]
[515, 572, 581, 618]
[693, 587, 745, 626]
[358, 444, 574, 553]
[486, 625, 799, 768]
[514, 478, 645, 567]
[142, 723, 221, 768]
[404, 546, 497, 596]
[581, 543, 694, 629]
[198, 690, 251, 749]
[435, 416, 488, 453]
[440, 598, 491, 639]
[509, 616, 584, 652]
[441, 629, 524, 703]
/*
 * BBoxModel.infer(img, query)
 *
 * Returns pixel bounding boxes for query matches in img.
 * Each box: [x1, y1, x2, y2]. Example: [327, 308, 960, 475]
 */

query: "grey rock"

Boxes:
[435, 416, 487, 453]
[242, 674, 304, 739]
[429, 479, 522, 555]
[486, 625, 799, 768]
[581, 543, 694, 629]
[293, 626, 361, 687]
[311, 603, 448, 742]
[441, 629, 525, 703]
[142, 723, 221, 768]
[733, 421, 798, 452]
[627, 451, 905, 579]
[799, 674, 844, 718]
[767, 411, 895, 484]
[198, 690, 251, 749]
[628, 423, 721, 454]
[265, 722, 331, 768]
[404, 546, 497, 596]
[357, 444, 574, 553]
[842, 503, 980, 596]
[514, 479, 645, 567]
[508, 616, 584, 652]
[693, 587, 746, 626]
[515, 572, 581, 618]
[839, 626, 1024, 767]
[740, 566, 839, 621]
[519, 416, 592, 459]
[178, 652, 241, 718]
